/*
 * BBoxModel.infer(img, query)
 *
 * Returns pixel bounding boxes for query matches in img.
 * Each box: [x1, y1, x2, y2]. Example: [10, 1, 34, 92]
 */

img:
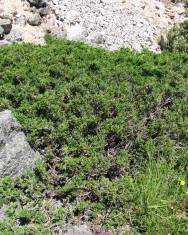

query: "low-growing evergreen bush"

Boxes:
[167, 20, 188, 52]
[0, 36, 187, 234]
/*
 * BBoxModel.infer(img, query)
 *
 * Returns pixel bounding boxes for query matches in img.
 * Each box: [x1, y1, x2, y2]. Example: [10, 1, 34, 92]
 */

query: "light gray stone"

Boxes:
[0, 205, 8, 221]
[5, 29, 23, 42]
[0, 40, 11, 45]
[0, 110, 39, 177]
[15, 14, 27, 26]
[39, 7, 51, 17]
[66, 24, 87, 41]
[28, 13, 42, 26]
[87, 31, 105, 45]
[62, 224, 92, 235]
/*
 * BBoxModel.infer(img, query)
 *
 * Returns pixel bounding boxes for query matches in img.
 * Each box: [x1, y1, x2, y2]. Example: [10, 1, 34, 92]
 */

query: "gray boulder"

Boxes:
[0, 18, 12, 34]
[0, 110, 39, 177]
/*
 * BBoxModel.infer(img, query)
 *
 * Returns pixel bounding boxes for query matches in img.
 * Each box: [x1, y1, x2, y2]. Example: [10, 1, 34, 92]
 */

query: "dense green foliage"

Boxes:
[167, 20, 188, 52]
[0, 36, 188, 234]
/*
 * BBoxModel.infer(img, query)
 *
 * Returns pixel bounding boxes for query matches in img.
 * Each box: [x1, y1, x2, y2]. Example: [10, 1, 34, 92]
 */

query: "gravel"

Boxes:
[0, 0, 186, 51]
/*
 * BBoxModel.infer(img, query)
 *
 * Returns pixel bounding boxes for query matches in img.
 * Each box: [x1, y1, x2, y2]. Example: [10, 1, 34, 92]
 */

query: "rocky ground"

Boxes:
[0, 0, 187, 51]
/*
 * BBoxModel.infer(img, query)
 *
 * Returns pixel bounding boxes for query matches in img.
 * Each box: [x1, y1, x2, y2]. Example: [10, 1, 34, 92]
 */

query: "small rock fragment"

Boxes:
[66, 24, 87, 41]
[5, 29, 23, 42]
[87, 31, 105, 44]
[62, 224, 92, 235]
[0, 205, 8, 221]
[159, 34, 168, 50]
[15, 14, 27, 26]
[39, 7, 51, 17]
[28, 13, 42, 26]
